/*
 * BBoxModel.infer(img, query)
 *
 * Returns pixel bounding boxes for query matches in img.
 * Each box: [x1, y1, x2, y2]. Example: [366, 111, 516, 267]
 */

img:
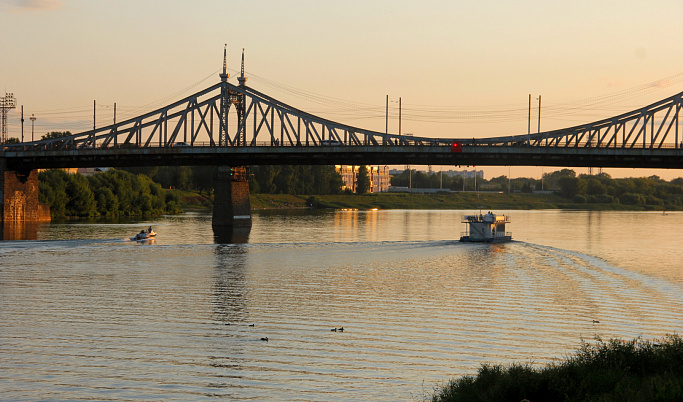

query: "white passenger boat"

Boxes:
[459, 212, 511, 243]
[131, 227, 156, 241]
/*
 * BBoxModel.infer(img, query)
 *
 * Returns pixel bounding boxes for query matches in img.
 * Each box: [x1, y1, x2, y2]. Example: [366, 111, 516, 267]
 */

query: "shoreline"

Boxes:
[249, 192, 677, 212]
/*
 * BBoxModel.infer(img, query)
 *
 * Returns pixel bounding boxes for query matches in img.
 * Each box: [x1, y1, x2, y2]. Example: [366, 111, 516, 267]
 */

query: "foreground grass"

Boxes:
[431, 335, 683, 402]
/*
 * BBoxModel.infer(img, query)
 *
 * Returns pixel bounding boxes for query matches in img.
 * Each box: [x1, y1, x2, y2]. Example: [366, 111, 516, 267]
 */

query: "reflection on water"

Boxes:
[213, 226, 251, 244]
[213, 244, 249, 326]
[1, 210, 683, 400]
[1, 221, 41, 240]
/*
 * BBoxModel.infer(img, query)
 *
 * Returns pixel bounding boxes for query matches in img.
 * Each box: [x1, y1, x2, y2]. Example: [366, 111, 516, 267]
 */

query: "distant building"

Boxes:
[76, 167, 109, 176]
[445, 169, 484, 179]
[335, 165, 389, 193]
[37, 167, 108, 175]
[389, 168, 483, 180]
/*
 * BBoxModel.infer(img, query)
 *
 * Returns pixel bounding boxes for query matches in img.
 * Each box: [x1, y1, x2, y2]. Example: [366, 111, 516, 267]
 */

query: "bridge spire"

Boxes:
[238, 48, 247, 86]
[220, 44, 230, 82]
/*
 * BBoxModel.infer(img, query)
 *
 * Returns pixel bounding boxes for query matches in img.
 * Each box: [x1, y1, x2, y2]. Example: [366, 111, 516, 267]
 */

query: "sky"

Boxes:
[2, 0, 683, 180]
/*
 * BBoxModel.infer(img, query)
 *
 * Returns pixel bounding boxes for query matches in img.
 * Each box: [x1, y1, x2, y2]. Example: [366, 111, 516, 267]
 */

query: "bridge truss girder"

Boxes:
[6, 82, 442, 153]
[3, 82, 683, 166]
[486, 92, 683, 150]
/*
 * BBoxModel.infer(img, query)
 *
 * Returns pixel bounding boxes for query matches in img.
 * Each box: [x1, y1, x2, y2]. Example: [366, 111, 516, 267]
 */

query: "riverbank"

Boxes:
[174, 190, 678, 212]
[248, 192, 676, 211]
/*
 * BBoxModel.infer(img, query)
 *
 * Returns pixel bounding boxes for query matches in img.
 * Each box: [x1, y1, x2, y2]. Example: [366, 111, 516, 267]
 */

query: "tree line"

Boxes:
[555, 171, 683, 208]
[249, 165, 344, 194]
[122, 165, 346, 195]
[38, 164, 347, 218]
[39, 168, 182, 218]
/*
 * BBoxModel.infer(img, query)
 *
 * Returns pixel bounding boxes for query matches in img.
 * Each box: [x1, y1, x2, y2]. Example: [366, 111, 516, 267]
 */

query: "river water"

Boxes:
[1, 209, 682, 401]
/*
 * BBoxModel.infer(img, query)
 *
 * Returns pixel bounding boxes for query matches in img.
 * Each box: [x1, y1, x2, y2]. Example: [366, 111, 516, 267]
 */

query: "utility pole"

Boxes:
[30, 114, 36, 142]
[384, 95, 388, 146]
[21, 105, 24, 143]
[0, 92, 16, 143]
[528, 94, 531, 135]
[398, 97, 401, 136]
[113, 103, 117, 147]
[537, 95, 541, 134]
[409, 166, 412, 191]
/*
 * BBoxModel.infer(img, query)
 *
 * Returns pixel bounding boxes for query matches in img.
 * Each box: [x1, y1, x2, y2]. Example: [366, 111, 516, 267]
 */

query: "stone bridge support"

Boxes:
[0, 158, 51, 227]
[212, 166, 252, 229]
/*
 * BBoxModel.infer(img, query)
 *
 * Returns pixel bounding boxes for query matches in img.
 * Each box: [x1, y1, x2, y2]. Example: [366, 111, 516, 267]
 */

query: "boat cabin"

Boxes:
[460, 212, 511, 243]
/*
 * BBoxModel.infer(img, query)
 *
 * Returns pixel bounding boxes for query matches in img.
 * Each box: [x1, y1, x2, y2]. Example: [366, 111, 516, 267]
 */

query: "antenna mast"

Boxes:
[219, 44, 230, 82]
[238, 48, 248, 86]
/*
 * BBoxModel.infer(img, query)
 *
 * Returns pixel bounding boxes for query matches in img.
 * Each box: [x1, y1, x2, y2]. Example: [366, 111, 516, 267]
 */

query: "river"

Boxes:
[1, 209, 682, 401]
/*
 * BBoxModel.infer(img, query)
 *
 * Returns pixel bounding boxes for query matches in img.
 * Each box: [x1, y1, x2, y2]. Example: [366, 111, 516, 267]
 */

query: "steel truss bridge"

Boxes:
[3, 79, 683, 171]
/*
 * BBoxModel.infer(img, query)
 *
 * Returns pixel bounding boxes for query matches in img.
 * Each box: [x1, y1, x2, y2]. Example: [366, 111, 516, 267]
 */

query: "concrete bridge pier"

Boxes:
[212, 166, 252, 233]
[0, 158, 51, 234]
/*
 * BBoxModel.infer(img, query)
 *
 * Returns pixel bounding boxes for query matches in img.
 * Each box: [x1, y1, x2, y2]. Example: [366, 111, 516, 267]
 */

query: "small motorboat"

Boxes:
[131, 227, 156, 241]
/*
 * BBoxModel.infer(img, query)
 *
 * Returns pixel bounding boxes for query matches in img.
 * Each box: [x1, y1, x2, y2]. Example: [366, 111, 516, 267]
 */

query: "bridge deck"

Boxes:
[4, 144, 683, 170]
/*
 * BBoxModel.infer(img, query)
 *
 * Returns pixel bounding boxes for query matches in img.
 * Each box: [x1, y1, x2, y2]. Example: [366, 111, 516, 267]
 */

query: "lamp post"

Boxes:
[387, 96, 402, 135]
[30, 114, 36, 142]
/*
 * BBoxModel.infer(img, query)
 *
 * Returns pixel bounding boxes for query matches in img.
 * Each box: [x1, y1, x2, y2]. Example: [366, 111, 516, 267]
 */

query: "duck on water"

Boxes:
[459, 212, 511, 243]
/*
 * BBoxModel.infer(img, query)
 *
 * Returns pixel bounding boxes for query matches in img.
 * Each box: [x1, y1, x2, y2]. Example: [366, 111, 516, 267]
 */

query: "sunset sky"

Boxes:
[2, 0, 683, 179]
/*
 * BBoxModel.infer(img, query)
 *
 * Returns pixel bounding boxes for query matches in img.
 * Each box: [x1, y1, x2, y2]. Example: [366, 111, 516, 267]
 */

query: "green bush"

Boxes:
[572, 195, 587, 204]
[620, 192, 646, 205]
[431, 335, 683, 402]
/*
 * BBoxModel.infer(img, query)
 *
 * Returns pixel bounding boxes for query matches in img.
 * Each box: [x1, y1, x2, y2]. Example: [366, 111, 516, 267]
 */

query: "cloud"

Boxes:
[6, 0, 65, 12]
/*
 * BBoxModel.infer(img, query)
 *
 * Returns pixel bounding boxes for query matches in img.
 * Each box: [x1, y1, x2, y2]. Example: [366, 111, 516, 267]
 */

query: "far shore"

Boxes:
[247, 192, 677, 212]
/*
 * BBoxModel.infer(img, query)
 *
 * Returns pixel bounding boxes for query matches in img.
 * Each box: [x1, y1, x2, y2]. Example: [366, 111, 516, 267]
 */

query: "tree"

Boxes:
[559, 176, 581, 198]
[38, 170, 70, 217]
[65, 173, 96, 216]
[327, 169, 344, 194]
[93, 187, 119, 216]
[4, 137, 20, 144]
[544, 169, 576, 190]
[41, 131, 72, 140]
[249, 165, 342, 195]
[390, 169, 411, 187]
[274, 165, 295, 194]
[356, 165, 370, 194]
[450, 176, 464, 191]
[585, 178, 607, 195]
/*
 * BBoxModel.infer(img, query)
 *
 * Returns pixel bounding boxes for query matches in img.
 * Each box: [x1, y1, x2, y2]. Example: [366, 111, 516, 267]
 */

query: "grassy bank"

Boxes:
[178, 191, 677, 212]
[249, 192, 674, 211]
[430, 335, 683, 402]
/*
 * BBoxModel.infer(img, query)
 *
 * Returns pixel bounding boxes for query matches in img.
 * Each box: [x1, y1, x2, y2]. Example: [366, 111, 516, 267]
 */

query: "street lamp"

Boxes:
[30, 114, 36, 142]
